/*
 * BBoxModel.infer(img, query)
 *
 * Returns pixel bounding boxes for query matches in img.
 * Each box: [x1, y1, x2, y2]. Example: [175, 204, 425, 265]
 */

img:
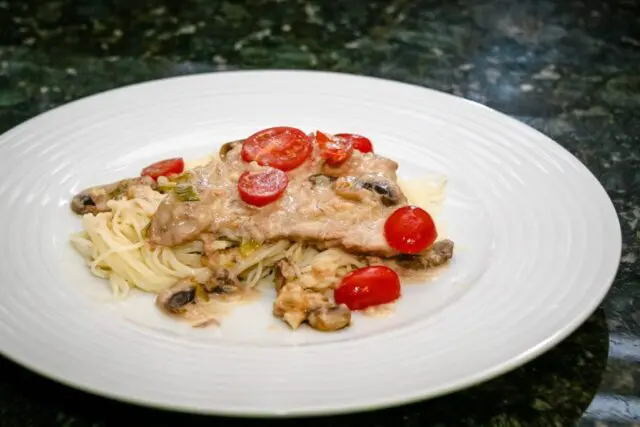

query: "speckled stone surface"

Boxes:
[0, 1, 638, 426]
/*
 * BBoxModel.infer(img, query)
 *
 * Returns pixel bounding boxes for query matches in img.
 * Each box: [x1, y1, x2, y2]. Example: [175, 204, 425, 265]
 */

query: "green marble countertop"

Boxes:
[0, 1, 638, 426]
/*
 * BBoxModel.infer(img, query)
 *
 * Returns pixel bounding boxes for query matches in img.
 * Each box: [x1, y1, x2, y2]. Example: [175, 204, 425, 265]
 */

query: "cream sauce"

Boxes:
[149, 143, 409, 256]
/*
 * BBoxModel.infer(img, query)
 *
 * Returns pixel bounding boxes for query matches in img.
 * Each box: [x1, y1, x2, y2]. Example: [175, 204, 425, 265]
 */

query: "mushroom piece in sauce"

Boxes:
[332, 176, 367, 202]
[204, 268, 243, 299]
[308, 173, 336, 187]
[71, 176, 156, 215]
[274, 259, 296, 294]
[156, 278, 197, 315]
[331, 175, 403, 206]
[361, 178, 403, 206]
[218, 140, 243, 160]
[395, 239, 455, 269]
[308, 304, 352, 331]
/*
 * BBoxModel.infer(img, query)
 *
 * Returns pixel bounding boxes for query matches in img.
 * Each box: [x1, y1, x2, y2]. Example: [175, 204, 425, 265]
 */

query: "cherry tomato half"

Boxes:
[238, 167, 289, 207]
[316, 130, 354, 166]
[334, 133, 373, 153]
[140, 158, 185, 180]
[241, 126, 312, 171]
[384, 206, 437, 254]
[334, 266, 401, 310]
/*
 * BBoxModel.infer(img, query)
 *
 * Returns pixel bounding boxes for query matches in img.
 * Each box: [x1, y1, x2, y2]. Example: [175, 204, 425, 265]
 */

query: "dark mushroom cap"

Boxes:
[156, 278, 197, 315]
[219, 140, 243, 160]
[71, 191, 97, 215]
[361, 178, 403, 206]
[70, 176, 157, 215]
[395, 239, 455, 269]
[308, 304, 352, 331]
[308, 174, 337, 187]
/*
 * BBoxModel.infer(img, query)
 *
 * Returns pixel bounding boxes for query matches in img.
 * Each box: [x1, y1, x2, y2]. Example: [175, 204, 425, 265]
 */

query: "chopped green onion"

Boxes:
[239, 240, 260, 258]
[107, 185, 126, 199]
[195, 283, 210, 302]
[158, 182, 177, 193]
[141, 223, 151, 239]
[170, 171, 194, 184]
[173, 184, 200, 202]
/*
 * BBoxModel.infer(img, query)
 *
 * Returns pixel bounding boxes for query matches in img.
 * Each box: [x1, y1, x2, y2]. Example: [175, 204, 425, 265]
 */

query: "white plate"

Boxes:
[0, 71, 621, 416]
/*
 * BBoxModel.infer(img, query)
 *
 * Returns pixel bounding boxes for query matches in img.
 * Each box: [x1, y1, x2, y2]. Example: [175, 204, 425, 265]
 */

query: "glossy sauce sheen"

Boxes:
[149, 143, 408, 256]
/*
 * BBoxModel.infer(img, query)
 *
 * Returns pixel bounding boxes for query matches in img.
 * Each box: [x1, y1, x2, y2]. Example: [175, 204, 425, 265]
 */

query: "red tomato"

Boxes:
[237, 167, 289, 207]
[241, 126, 312, 171]
[140, 158, 185, 180]
[316, 130, 354, 166]
[334, 133, 373, 153]
[334, 266, 401, 310]
[384, 206, 437, 254]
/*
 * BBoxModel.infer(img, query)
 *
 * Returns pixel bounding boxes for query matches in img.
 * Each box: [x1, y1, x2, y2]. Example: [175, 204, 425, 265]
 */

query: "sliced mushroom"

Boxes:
[204, 268, 242, 298]
[274, 265, 286, 294]
[71, 192, 98, 214]
[330, 175, 404, 206]
[423, 239, 454, 267]
[156, 278, 196, 315]
[394, 254, 424, 270]
[308, 173, 336, 187]
[273, 282, 331, 329]
[361, 178, 403, 206]
[283, 311, 307, 330]
[218, 140, 243, 160]
[332, 176, 367, 202]
[71, 188, 108, 215]
[274, 260, 296, 294]
[395, 239, 455, 269]
[308, 304, 352, 331]
[71, 176, 156, 215]
[205, 268, 237, 289]
[209, 283, 242, 296]
[273, 282, 309, 329]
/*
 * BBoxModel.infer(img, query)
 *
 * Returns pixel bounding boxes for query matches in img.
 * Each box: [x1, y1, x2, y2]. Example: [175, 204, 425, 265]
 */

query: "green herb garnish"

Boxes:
[141, 223, 151, 239]
[157, 182, 177, 193]
[107, 184, 126, 200]
[173, 184, 200, 202]
[170, 171, 194, 184]
[195, 283, 210, 302]
[239, 240, 260, 258]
